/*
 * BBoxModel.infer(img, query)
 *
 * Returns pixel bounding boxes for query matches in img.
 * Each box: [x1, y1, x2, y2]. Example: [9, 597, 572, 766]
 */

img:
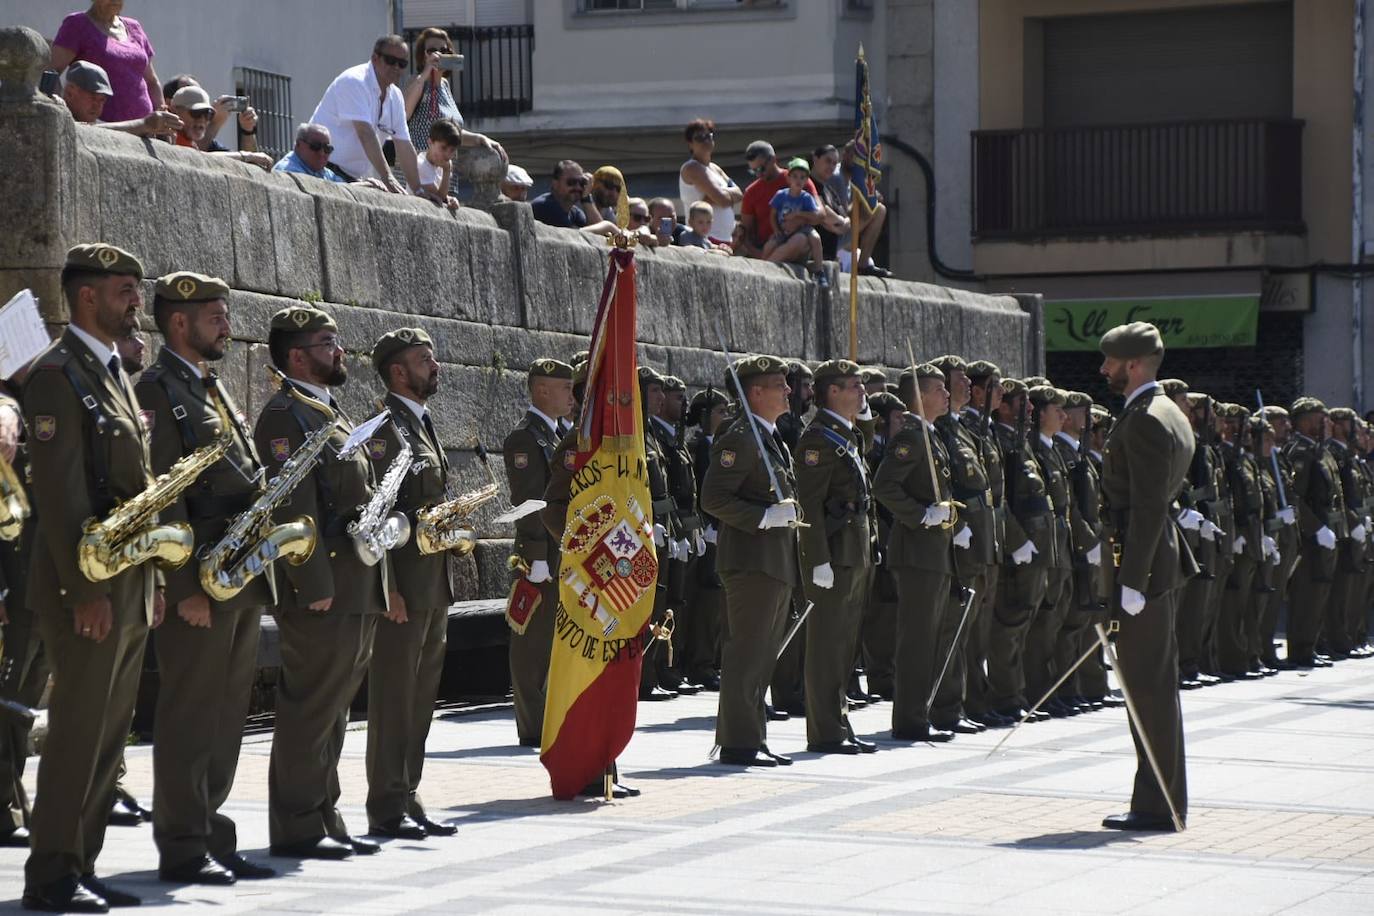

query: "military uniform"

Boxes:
[1285, 399, 1347, 666]
[700, 356, 800, 762]
[254, 306, 390, 853]
[502, 359, 572, 745]
[134, 272, 275, 876]
[1257, 408, 1301, 668]
[861, 392, 905, 698]
[640, 367, 683, 698]
[364, 330, 455, 835]
[683, 387, 730, 686]
[1175, 394, 1222, 686]
[1022, 387, 1075, 712]
[1215, 409, 1265, 677]
[1052, 394, 1104, 707]
[794, 361, 875, 751]
[1324, 409, 1367, 656]
[22, 245, 161, 898]
[771, 363, 812, 715]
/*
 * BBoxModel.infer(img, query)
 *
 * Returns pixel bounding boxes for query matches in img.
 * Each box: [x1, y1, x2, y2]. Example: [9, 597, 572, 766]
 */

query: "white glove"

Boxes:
[672, 538, 691, 561]
[1200, 521, 1223, 542]
[1086, 543, 1102, 566]
[1354, 524, 1368, 544]
[526, 559, 552, 584]
[953, 525, 972, 549]
[760, 502, 799, 529]
[1011, 540, 1037, 565]
[1176, 508, 1204, 531]
[921, 503, 952, 528]
[703, 525, 718, 545]
[1278, 506, 1297, 526]
[1232, 535, 1246, 555]
[1120, 585, 1146, 616]
[1316, 526, 1337, 550]
[1262, 535, 1279, 562]
[812, 562, 835, 589]
[856, 397, 873, 422]
[653, 523, 666, 547]
[693, 532, 707, 555]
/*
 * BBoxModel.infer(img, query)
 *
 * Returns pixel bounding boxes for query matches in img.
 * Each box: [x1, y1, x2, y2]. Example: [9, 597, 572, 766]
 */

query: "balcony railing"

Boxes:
[972, 119, 1304, 239]
[403, 25, 534, 124]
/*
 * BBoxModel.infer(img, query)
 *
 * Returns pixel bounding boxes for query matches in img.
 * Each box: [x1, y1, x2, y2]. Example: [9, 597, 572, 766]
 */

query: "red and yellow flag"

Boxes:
[540, 247, 657, 799]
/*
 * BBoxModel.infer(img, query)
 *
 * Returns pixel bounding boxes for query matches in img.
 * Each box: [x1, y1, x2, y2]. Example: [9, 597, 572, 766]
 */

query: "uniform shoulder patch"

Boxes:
[33, 415, 56, 441]
[720, 449, 736, 468]
[803, 448, 820, 466]
[563, 450, 577, 470]
[894, 443, 912, 460]
[270, 437, 291, 461]
[367, 438, 387, 459]
[513, 452, 529, 469]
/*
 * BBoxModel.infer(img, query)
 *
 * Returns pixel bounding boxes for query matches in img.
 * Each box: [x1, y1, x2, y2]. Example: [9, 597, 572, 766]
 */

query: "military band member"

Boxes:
[701, 355, 801, 767]
[684, 388, 732, 690]
[136, 272, 276, 884]
[255, 305, 389, 860]
[794, 360, 876, 754]
[22, 244, 164, 912]
[1285, 398, 1347, 668]
[363, 329, 458, 840]
[651, 374, 705, 695]
[1097, 322, 1194, 832]
[872, 363, 958, 743]
[502, 359, 574, 745]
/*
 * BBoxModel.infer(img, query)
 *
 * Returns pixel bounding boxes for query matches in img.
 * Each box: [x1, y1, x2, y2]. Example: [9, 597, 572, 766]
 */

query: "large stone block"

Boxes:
[475, 537, 515, 600]
[458, 209, 520, 327]
[266, 175, 324, 301]
[0, 97, 75, 275]
[490, 325, 587, 373]
[307, 179, 383, 309]
[225, 172, 279, 294]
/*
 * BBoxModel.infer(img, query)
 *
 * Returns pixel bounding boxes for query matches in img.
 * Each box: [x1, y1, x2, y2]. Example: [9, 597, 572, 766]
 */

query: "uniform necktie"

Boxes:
[107, 355, 120, 377]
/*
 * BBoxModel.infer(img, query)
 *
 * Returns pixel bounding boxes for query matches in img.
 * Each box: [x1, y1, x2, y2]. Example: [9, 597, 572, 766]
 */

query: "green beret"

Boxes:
[570, 349, 590, 367]
[913, 363, 945, 381]
[572, 361, 589, 387]
[155, 271, 229, 303]
[812, 359, 861, 386]
[965, 359, 1002, 381]
[64, 243, 144, 278]
[732, 354, 788, 382]
[1028, 385, 1066, 407]
[1090, 404, 1111, 422]
[372, 327, 433, 373]
[1160, 378, 1189, 397]
[930, 355, 967, 376]
[529, 358, 574, 380]
[1186, 392, 1210, 407]
[786, 360, 814, 380]
[859, 367, 888, 385]
[1001, 378, 1029, 397]
[1063, 391, 1093, 409]
[1290, 397, 1328, 417]
[1261, 405, 1289, 419]
[686, 387, 730, 426]
[661, 374, 686, 393]
[270, 305, 336, 334]
[637, 365, 666, 387]
[867, 391, 904, 418]
[1022, 376, 1051, 388]
[1329, 407, 1357, 422]
[1099, 321, 1164, 359]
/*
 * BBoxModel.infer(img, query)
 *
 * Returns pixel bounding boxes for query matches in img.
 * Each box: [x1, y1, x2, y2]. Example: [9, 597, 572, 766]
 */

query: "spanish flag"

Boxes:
[540, 247, 657, 799]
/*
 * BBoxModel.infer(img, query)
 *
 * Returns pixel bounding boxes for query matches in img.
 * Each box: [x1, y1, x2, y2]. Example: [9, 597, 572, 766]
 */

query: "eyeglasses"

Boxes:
[377, 51, 408, 69]
[629, 211, 649, 222]
[301, 140, 334, 154]
[691, 131, 715, 142]
[564, 177, 588, 188]
[296, 336, 344, 352]
[188, 109, 213, 121]
[601, 182, 622, 192]
[426, 45, 452, 55]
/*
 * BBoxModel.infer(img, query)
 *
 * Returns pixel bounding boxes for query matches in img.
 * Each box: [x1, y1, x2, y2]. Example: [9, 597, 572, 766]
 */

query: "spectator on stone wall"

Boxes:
[161, 73, 262, 155]
[61, 60, 180, 136]
[680, 201, 732, 255]
[739, 140, 822, 258]
[417, 118, 462, 210]
[168, 85, 272, 171]
[310, 35, 422, 193]
[529, 160, 616, 235]
[678, 118, 740, 245]
[812, 142, 892, 278]
[403, 27, 506, 167]
[589, 167, 626, 223]
[51, 1, 164, 123]
[763, 158, 827, 285]
[649, 198, 687, 246]
[501, 164, 534, 202]
[274, 124, 347, 183]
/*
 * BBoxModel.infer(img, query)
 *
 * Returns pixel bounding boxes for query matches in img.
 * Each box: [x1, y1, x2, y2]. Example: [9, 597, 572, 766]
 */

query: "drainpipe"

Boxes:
[1353, 0, 1365, 411]
[392, 0, 405, 34]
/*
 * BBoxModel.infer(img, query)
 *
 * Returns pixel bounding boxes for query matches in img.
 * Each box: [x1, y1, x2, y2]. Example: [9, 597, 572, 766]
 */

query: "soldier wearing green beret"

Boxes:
[1097, 321, 1194, 832]
[1323, 407, 1369, 659]
[771, 362, 814, 716]
[21, 244, 164, 910]
[860, 390, 906, 700]
[361, 328, 459, 841]
[793, 360, 876, 753]
[1213, 404, 1268, 680]
[1350, 420, 1374, 656]
[701, 355, 801, 766]
[1284, 397, 1347, 667]
[502, 359, 575, 746]
[1172, 392, 1222, 689]
[134, 271, 276, 883]
[860, 368, 888, 397]
[682, 388, 733, 689]
[637, 365, 686, 701]
[254, 304, 391, 860]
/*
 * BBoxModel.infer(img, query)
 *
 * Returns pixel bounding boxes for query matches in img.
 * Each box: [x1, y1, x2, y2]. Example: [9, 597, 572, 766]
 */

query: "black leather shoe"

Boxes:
[780, 701, 807, 717]
[933, 718, 982, 735]
[517, 737, 541, 748]
[78, 876, 138, 908]
[107, 797, 145, 827]
[580, 781, 634, 798]
[1224, 670, 1264, 681]
[971, 711, 1014, 728]
[638, 686, 677, 701]
[1179, 677, 1204, 690]
[414, 816, 457, 837]
[765, 705, 790, 722]
[614, 782, 642, 797]
[22, 876, 107, 913]
[368, 815, 426, 840]
[674, 680, 703, 696]
[890, 725, 955, 743]
[760, 744, 792, 766]
[695, 671, 721, 691]
[0, 824, 30, 846]
[1102, 811, 1178, 832]
[718, 747, 776, 767]
[220, 853, 276, 879]
[160, 854, 236, 885]
[859, 263, 893, 278]
[1045, 699, 1078, 718]
[1313, 656, 1335, 668]
[807, 740, 859, 755]
[269, 836, 353, 860]
[344, 835, 380, 855]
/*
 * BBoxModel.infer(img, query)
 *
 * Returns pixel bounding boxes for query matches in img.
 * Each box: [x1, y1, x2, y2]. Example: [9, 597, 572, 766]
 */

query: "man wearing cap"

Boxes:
[502, 164, 535, 202]
[861, 389, 905, 699]
[22, 244, 164, 911]
[1285, 398, 1347, 668]
[1213, 406, 1267, 680]
[771, 361, 814, 715]
[62, 60, 182, 136]
[1323, 407, 1368, 659]
[1174, 390, 1225, 689]
[254, 305, 389, 860]
[684, 387, 732, 689]
[135, 272, 276, 884]
[1097, 321, 1195, 832]
[794, 360, 876, 754]
[637, 366, 683, 701]
[739, 141, 823, 257]
[169, 84, 272, 171]
[503, 359, 575, 744]
[363, 328, 458, 841]
[702, 355, 801, 766]
[873, 363, 960, 743]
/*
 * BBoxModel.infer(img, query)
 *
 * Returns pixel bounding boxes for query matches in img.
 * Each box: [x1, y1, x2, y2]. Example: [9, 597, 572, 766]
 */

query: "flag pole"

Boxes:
[848, 195, 861, 362]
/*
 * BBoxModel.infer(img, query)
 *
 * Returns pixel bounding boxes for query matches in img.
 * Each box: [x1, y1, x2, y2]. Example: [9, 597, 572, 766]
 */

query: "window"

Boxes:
[581, 0, 779, 11]
[233, 66, 292, 161]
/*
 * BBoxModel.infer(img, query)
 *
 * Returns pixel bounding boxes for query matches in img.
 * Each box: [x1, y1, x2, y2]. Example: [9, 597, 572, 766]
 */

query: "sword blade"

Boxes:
[926, 588, 977, 717]
[776, 601, 815, 660]
[985, 634, 1102, 759]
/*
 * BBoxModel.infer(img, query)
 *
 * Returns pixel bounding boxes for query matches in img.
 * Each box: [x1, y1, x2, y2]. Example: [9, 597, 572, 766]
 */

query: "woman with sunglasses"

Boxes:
[403, 27, 507, 169]
[678, 117, 741, 247]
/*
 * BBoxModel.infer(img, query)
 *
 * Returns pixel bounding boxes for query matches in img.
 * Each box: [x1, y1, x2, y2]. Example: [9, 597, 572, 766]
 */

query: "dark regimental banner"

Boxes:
[1045, 295, 1260, 352]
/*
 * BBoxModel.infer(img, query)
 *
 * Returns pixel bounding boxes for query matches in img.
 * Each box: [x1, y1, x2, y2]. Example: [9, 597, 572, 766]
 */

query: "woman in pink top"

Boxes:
[51, 1, 164, 123]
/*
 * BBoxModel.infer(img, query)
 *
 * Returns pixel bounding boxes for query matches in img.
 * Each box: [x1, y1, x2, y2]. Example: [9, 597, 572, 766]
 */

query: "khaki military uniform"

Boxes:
[641, 423, 679, 693]
[1022, 434, 1074, 706]
[861, 433, 898, 697]
[1215, 438, 1264, 675]
[1326, 437, 1366, 654]
[365, 393, 453, 826]
[770, 408, 808, 712]
[1200, 441, 1236, 673]
[1176, 430, 1220, 682]
[685, 427, 725, 681]
[135, 349, 273, 867]
[1351, 454, 1374, 650]
[650, 416, 703, 685]
[700, 415, 799, 752]
[1285, 433, 1347, 663]
[957, 407, 1005, 719]
[1052, 432, 1104, 702]
[254, 379, 389, 847]
[1256, 448, 1300, 665]
[23, 330, 159, 888]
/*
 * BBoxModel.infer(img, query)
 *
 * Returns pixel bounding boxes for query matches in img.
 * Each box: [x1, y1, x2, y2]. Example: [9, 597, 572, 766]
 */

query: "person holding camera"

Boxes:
[169, 84, 272, 171]
[403, 27, 506, 166]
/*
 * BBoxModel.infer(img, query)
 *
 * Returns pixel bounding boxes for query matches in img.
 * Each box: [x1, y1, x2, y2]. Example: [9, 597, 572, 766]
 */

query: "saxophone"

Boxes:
[0, 448, 29, 542]
[414, 444, 500, 557]
[197, 368, 329, 602]
[349, 409, 413, 566]
[77, 389, 235, 583]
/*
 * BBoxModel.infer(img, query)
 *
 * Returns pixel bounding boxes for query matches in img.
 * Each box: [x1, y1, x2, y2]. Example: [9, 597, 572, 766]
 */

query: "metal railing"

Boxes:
[233, 66, 292, 162]
[972, 118, 1305, 239]
[403, 25, 534, 124]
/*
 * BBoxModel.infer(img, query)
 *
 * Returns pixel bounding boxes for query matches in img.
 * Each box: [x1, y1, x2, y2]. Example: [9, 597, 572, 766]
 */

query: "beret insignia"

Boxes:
[894, 443, 911, 460]
[291, 309, 310, 328]
[95, 246, 118, 269]
[175, 277, 196, 298]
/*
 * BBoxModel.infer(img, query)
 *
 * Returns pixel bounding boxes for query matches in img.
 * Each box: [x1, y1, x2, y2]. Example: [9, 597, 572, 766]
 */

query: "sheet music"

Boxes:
[0, 290, 49, 379]
[339, 410, 391, 457]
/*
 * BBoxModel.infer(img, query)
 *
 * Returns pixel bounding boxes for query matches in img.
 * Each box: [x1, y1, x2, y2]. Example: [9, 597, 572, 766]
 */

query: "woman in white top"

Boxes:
[678, 117, 742, 244]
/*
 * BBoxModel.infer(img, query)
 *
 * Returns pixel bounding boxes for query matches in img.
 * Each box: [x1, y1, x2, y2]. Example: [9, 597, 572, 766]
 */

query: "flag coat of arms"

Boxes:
[540, 247, 657, 799]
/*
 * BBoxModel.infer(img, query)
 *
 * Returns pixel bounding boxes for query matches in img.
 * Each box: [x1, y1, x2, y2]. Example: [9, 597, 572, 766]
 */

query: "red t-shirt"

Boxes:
[741, 172, 819, 246]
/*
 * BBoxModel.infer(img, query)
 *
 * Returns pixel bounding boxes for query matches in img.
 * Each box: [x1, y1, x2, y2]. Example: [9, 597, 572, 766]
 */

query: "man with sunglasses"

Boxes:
[274, 124, 348, 183]
[530, 160, 593, 229]
[310, 35, 422, 194]
[169, 84, 272, 171]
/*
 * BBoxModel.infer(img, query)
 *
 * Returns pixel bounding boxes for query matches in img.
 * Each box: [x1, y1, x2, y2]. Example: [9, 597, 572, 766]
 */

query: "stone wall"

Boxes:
[0, 36, 1041, 602]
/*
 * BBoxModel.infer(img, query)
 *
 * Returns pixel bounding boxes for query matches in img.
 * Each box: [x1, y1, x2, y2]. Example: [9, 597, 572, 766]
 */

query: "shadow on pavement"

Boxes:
[427, 744, 542, 760]
[996, 830, 1143, 851]
[633, 715, 718, 733]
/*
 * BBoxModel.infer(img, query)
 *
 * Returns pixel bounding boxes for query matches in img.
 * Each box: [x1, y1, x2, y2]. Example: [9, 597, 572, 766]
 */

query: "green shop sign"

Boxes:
[1045, 295, 1259, 352]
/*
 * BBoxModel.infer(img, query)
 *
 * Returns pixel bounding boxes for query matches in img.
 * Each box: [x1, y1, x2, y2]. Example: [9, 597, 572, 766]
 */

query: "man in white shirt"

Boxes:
[310, 35, 421, 193]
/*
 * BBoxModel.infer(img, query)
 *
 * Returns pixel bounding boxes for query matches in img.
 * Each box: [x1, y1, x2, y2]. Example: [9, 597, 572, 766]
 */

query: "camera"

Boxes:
[435, 54, 464, 72]
[39, 70, 60, 96]
[222, 96, 250, 112]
